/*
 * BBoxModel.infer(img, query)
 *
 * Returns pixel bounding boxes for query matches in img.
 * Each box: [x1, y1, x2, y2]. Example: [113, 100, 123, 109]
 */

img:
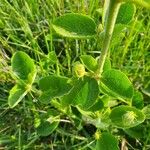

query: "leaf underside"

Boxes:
[8, 84, 27, 108]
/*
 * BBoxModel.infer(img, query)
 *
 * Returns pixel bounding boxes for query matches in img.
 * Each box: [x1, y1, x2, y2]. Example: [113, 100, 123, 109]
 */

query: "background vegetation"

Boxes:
[0, 0, 150, 149]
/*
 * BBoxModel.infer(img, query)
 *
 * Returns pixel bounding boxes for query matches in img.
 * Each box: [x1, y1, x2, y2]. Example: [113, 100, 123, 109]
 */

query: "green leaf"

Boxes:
[101, 95, 110, 107]
[96, 132, 119, 150]
[80, 55, 98, 72]
[110, 106, 145, 129]
[101, 95, 118, 108]
[39, 75, 70, 91]
[39, 75, 72, 104]
[124, 0, 150, 9]
[110, 24, 127, 46]
[132, 90, 144, 109]
[62, 77, 99, 110]
[100, 69, 134, 103]
[142, 105, 150, 119]
[87, 99, 104, 112]
[52, 13, 96, 39]
[141, 84, 150, 97]
[124, 125, 145, 139]
[36, 121, 59, 136]
[99, 24, 126, 47]
[103, 58, 111, 72]
[9, 51, 36, 107]
[8, 84, 28, 108]
[116, 3, 136, 24]
[11, 51, 36, 83]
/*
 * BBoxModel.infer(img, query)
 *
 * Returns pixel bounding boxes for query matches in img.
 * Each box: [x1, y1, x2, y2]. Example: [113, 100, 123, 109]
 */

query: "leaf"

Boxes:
[52, 13, 96, 39]
[100, 69, 134, 103]
[71, 106, 82, 119]
[36, 121, 59, 136]
[96, 132, 119, 150]
[80, 55, 98, 72]
[110, 24, 127, 46]
[132, 90, 144, 109]
[125, 0, 150, 9]
[61, 77, 99, 110]
[142, 105, 150, 119]
[101, 95, 110, 107]
[101, 95, 118, 108]
[41, 51, 57, 70]
[98, 24, 126, 47]
[124, 125, 145, 139]
[87, 99, 104, 112]
[110, 106, 145, 129]
[141, 84, 150, 97]
[116, 3, 136, 24]
[9, 51, 36, 107]
[11, 51, 36, 83]
[39, 75, 72, 104]
[103, 58, 111, 72]
[8, 84, 28, 108]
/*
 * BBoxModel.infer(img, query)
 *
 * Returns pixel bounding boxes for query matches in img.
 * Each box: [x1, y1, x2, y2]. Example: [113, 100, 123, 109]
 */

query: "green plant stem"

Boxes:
[96, 0, 121, 76]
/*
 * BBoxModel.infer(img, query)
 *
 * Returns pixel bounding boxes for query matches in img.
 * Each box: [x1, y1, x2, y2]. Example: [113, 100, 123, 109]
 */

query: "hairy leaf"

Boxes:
[96, 132, 119, 150]
[11, 51, 36, 83]
[142, 105, 150, 119]
[62, 77, 99, 110]
[124, 0, 150, 9]
[80, 55, 98, 72]
[100, 69, 134, 103]
[8, 84, 27, 108]
[39, 75, 72, 104]
[110, 106, 145, 129]
[52, 13, 96, 38]
[36, 121, 59, 136]
[132, 90, 144, 109]
[116, 3, 136, 24]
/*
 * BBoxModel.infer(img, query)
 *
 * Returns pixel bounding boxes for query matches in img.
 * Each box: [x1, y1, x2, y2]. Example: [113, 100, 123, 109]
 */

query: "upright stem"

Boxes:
[96, 0, 121, 76]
